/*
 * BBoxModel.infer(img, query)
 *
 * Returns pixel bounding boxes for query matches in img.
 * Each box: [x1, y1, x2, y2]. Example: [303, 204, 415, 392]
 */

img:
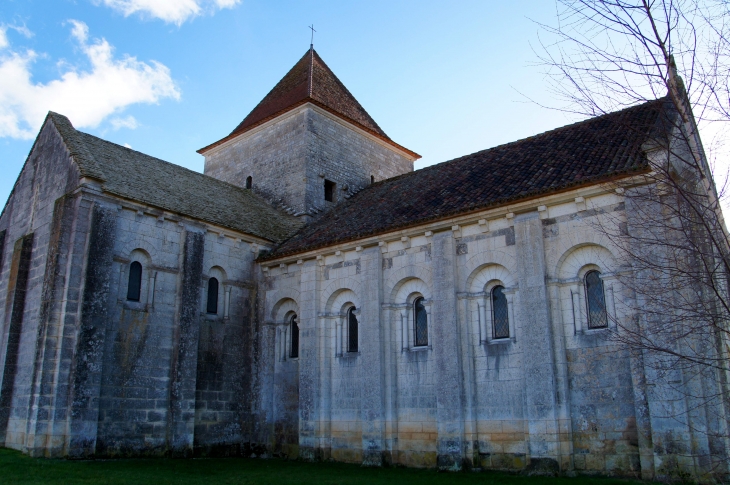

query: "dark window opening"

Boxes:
[207, 277, 219, 314]
[370, 175, 375, 184]
[585, 270, 608, 328]
[290, 314, 299, 358]
[492, 286, 510, 339]
[324, 179, 335, 202]
[245, 176, 252, 189]
[127, 261, 142, 301]
[347, 307, 358, 352]
[414, 297, 428, 347]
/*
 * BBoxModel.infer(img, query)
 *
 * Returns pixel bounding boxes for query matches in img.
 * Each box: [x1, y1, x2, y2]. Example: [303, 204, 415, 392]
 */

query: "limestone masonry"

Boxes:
[0, 47, 728, 481]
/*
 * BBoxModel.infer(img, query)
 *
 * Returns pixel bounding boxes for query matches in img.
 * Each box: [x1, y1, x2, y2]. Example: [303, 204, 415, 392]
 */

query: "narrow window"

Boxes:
[370, 175, 375, 184]
[324, 179, 335, 202]
[207, 277, 219, 314]
[585, 270, 608, 328]
[290, 314, 299, 358]
[414, 297, 428, 347]
[127, 261, 142, 301]
[347, 307, 358, 353]
[491, 286, 509, 339]
[246, 176, 252, 189]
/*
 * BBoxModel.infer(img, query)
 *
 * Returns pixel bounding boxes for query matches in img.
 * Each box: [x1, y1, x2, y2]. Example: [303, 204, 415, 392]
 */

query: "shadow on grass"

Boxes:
[0, 448, 645, 485]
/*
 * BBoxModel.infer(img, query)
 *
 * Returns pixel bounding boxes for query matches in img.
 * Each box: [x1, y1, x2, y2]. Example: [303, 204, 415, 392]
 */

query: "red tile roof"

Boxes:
[198, 48, 419, 158]
[260, 98, 671, 261]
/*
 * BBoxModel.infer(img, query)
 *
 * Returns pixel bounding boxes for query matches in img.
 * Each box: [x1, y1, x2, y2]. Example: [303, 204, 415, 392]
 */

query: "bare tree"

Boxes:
[536, 0, 730, 477]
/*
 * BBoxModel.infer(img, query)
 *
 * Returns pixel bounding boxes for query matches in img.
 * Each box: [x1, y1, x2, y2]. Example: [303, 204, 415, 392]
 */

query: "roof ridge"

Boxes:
[362, 97, 667, 187]
[74, 130, 297, 207]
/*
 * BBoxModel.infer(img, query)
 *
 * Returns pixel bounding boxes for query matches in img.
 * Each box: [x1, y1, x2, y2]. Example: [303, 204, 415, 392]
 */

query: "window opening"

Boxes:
[324, 179, 335, 202]
[246, 176, 252, 189]
[585, 270, 608, 328]
[207, 277, 219, 314]
[492, 286, 509, 339]
[127, 261, 142, 301]
[347, 307, 358, 352]
[414, 297, 428, 347]
[290, 314, 299, 358]
[370, 175, 375, 184]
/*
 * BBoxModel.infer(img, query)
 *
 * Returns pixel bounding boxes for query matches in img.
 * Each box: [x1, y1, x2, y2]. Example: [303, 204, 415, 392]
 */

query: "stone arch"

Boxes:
[271, 297, 299, 323]
[547, 231, 615, 278]
[324, 288, 359, 316]
[556, 243, 617, 280]
[385, 266, 432, 302]
[321, 278, 362, 309]
[121, 240, 158, 263]
[207, 265, 227, 281]
[463, 249, 516, 289]
[390, 277, 431, 304]
[466, 263, 517, 293]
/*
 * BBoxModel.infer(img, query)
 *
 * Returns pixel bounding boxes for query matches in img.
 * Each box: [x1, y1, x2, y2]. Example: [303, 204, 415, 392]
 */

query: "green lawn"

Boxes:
[0, 448, 644, 485]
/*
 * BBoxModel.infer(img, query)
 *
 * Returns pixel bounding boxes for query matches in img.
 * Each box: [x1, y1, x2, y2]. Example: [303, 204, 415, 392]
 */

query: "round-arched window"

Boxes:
[127, 261, 142, 301]
[347, 307, 358, 353]
[290, 314, 299, 358]
[207, 277, 219, 314]
[491, 285, 509, 339]
[413, 297, 428, 347]
[585, 270, 608, 328]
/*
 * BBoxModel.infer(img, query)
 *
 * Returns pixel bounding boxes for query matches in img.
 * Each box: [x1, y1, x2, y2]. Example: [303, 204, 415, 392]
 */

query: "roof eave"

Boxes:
[197, 100, 421, 160]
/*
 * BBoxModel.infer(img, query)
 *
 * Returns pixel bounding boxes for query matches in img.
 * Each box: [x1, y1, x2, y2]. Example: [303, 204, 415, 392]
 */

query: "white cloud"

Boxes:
[0, 20, 180, 140]
[110, 115, 139, 130]
[0, 23, 33, 50]
[96, 0, 241, 25]
[123, 142, 133, 148]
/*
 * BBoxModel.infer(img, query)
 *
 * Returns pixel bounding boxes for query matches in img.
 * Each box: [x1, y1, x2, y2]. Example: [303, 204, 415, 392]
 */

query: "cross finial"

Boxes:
[309, 24, 316, 48]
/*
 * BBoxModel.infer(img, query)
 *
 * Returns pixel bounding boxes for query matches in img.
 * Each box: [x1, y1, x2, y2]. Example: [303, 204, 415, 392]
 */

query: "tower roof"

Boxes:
[198, 48, 419, 157]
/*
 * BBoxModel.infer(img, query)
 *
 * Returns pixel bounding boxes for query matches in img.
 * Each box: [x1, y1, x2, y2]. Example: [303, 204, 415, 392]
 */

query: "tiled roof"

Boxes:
[198, 48, 419, 158]
[261, 98, 670, 260]
[48, 113, 302, 243]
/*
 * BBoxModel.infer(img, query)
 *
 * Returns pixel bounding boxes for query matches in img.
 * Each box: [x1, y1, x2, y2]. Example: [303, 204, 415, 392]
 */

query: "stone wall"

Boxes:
[203, 105, 414, 216]
[258, 186, 727, 479]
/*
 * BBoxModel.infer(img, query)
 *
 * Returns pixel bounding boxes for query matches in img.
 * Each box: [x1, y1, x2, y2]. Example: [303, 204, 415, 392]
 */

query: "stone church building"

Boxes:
[0, 48, 728, 480]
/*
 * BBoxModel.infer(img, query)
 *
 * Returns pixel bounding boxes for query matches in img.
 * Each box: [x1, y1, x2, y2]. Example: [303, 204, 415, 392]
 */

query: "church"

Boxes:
[0, 47, 728, 480]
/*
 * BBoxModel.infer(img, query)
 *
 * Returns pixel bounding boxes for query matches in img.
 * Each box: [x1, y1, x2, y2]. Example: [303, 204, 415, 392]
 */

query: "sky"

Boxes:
[0, 0, 669, 207]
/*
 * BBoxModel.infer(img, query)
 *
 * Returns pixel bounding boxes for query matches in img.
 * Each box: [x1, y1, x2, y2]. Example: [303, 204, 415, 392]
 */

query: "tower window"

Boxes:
[371, 175, 375, 184]
[246, 176, 252, 189]
[127, 261, 142, 301]
[324, 179, 335, 202]
[207, 277, 219, 314]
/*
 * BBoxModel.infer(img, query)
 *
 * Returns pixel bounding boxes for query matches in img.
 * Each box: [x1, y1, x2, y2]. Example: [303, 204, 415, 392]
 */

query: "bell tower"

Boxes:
[198, 48, 419, 221]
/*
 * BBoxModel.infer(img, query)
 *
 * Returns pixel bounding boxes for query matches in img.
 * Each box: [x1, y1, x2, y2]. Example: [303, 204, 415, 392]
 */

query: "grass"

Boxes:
[0, 448, 645, 485]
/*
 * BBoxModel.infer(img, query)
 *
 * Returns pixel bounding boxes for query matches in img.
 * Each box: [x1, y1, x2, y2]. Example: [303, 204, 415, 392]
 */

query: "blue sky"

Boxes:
[0, 1, 579, 205]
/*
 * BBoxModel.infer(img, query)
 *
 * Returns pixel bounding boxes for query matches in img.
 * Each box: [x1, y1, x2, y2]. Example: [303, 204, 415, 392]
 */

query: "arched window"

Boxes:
[290, 314, 299, 358]
[347, 307, 358, 353]
[414, 297, 428, 347]
[207, 277, 219, 314]
[491, 285, 509, 339]
[246, 176, 252, 189]
[585, 270, 608, 328]
[127, 261, 142, 301]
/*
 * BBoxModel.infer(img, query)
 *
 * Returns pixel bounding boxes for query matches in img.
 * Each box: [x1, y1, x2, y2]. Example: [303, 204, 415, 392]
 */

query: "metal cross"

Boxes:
[309, 24, 316, 47]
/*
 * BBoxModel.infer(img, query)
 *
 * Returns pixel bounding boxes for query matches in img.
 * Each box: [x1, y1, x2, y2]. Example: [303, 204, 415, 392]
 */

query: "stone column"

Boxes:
[168, 228, 204, 456]
[359, 246, 386, 465]
[513, 212, 560, 472]
[431, 232, 467, 470]
[298, 259, 320, 460]
[67, 202, 117, 457]
[0, 232, 35, 447]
